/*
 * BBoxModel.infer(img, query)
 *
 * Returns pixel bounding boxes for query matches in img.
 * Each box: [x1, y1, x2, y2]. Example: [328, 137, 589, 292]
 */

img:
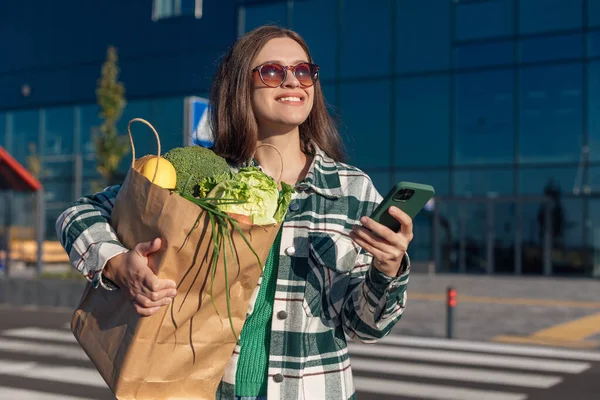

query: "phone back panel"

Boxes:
[370, 182, 435, 233]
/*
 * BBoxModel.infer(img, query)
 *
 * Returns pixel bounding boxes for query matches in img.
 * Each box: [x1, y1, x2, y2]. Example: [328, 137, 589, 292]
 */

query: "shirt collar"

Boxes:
[237, 144, 344, 199]
[295, 144, 343, 199]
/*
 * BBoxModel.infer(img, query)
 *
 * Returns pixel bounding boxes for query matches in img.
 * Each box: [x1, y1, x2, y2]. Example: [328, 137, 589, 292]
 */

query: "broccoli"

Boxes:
[163, 146, 231, 197]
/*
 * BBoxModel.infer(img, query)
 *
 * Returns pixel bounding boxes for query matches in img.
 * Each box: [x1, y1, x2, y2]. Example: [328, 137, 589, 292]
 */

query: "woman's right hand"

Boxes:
[103, 238, 177, 316]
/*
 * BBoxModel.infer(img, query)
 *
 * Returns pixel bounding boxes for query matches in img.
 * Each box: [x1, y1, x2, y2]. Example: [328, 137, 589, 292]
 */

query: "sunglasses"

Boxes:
[252, 62, 320, 88]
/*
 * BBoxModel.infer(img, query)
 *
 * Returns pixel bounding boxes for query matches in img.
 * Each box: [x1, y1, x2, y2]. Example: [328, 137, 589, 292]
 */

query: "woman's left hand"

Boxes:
[350, 206, 413, 277]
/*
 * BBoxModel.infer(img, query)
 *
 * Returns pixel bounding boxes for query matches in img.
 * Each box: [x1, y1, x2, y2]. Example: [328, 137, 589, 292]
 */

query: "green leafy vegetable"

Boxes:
[163, 146, 230, 197]
[207, 167, 281, 225]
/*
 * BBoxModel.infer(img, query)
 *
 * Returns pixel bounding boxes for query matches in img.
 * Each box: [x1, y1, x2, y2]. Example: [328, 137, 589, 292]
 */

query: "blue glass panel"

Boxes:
[456, 0, 514, 40]
[589, 62, 600, 161]
[82, 156, 104, 190]
[341, 0, 391, 78]
[518, 167, 578, 195]
[396, 76, 450, 167]
[45, 107, 74, 156]
[245, 1, 287, 33]
[397, 0, 451, 73]
[455, 41, 514, 69]
[588, 167, 600, 193]
[584, 198, 600, 272]
[340, 81, 390, 169]
[520, 34, 583, 63]
[454, 169, 514, 196]
[0, 113, 4, 148]
[79, 104, 102, 156]
[519, 64, 583, 163]
[44, 160, 73, 180]
[180, 0, 197, 16]
[520, 198, 585, 273]
[45, 208, 65, 240]
[43, 162, 74, 204]
[455, 70, 514, 165]
[589, 31, 600, 58]
[12, 110, 39, 166]
[292, 0, 337, 81]
[519, 0, 582, 34]
[366, 170, 394, 199]
[591, 0, 600, 27]
[321, 83, 339, 118]
[149, 97, 184, 153]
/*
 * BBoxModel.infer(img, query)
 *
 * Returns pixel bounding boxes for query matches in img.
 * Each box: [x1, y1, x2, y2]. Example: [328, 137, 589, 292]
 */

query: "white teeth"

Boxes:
[277, 97, 302, 102]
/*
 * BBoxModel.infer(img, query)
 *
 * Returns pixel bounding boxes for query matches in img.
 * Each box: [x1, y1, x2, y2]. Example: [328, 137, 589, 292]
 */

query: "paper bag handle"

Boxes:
[127, 118, 162, 184]
[252, 143, 284, 186]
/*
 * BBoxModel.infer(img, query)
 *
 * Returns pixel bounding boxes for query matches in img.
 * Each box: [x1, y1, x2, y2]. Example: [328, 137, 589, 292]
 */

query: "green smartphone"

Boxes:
[369, 181, 435, 233]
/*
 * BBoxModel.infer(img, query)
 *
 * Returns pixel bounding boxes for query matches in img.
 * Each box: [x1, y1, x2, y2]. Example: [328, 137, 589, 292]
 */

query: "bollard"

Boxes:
[446, 286, 456, 339]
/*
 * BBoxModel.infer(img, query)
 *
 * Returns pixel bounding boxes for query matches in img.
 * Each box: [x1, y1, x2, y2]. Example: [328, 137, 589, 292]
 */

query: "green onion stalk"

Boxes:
[179, 193, 263, 341]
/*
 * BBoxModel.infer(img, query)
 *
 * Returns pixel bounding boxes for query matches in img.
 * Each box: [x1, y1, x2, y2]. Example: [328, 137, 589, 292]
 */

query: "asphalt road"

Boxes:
[0, 306, 598, 400]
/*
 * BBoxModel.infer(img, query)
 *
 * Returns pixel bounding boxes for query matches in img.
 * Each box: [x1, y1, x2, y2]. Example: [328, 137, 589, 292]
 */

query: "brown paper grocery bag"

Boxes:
[71, 118, 282, 399]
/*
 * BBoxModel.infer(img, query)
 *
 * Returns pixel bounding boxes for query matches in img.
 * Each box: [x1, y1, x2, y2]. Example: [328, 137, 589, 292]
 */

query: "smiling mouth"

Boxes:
[276, 96, 304, 104]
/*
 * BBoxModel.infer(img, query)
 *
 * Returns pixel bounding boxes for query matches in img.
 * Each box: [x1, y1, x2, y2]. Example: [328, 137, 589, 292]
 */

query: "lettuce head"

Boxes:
[207, 167, 292, 225]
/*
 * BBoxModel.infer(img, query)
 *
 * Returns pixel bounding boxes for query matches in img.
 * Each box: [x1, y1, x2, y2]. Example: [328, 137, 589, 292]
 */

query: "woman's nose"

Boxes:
[281, 69, 300, 88]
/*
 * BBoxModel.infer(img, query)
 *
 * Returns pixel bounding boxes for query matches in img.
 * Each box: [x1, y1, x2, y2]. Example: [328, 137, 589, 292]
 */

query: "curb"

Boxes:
[0, 278, 87, 309]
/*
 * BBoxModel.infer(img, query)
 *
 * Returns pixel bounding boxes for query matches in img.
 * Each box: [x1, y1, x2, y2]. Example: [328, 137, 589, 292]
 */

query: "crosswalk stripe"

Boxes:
[348, 343, 591, 373]
[353, 376, 528, 400]
[0, 338, 88, 361]
[350, 357, 563, 388]
[0, 360, 105, 387]
[382, 335, 600, 361]
[1, 327, 76, 343]
[0, 387, 91, 400]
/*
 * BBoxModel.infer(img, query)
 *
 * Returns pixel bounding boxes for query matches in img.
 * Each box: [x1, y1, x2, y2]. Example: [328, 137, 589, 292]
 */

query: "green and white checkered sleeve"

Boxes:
[341, 177, 411, 343]
[55, 185, 128, 290]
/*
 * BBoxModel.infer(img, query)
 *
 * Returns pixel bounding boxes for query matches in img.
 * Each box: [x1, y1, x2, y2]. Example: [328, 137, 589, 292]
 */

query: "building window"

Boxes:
[455, 0, 514, 41]
[397, 0, 451, 73]
[519, 34, 583, 64]
[454, 168, 514, 196]
[152, 0, 203, 21]
[396, 76, 451, 168]
[341, 0, 391, 79]
[590, 31, 600, 58]
[340, 81, 391, 169]
[454, 40, 514, 69]
[590, 0, 600, 27]
[589, 62, 600, 162]
[242, 1, 289, 35]
[454, 69, 515, 166]
[519, 0, 582, 34]
[519, 64, 583, 164]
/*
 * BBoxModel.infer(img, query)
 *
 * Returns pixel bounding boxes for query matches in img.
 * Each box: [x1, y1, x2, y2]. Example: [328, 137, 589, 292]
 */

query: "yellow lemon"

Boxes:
[139, 156, 177, 189]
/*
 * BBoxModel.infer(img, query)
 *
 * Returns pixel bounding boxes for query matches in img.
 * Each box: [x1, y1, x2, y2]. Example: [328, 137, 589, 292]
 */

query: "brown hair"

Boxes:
[209, 25, 345, 165]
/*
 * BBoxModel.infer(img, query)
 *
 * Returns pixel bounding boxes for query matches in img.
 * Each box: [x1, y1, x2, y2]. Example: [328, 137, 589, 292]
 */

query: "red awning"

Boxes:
[0, 146, 42, 192]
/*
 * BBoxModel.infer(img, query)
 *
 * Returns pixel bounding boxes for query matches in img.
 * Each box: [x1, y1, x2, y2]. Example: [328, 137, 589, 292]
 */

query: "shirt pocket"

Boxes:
[302, 232, 361, 319]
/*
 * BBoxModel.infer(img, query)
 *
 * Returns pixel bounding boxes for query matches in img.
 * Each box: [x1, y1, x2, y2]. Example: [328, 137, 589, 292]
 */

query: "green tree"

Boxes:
[94, 46, 129, 186]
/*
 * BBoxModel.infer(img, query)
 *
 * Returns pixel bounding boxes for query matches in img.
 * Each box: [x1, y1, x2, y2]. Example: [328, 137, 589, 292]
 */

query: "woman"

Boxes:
[56, 25, 413, 400]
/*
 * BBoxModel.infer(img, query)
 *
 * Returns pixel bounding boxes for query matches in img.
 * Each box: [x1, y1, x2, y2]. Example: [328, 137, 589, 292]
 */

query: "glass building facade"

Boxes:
[1, 0, 599, 277]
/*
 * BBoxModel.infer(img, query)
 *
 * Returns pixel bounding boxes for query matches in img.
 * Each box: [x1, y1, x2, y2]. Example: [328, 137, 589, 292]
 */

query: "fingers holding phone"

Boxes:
[351, 207, 414, 277]
[351, 181, 434, 277]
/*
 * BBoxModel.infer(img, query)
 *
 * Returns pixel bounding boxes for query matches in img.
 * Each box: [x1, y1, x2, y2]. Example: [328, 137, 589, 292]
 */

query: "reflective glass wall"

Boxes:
[0, 97, 185, 240]
[240, 0, 600, 277]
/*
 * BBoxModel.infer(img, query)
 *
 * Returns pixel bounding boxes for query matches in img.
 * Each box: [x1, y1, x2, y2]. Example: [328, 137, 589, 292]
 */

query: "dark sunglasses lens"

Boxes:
[295, 63, 317, 86]
[259, 64, 284, 87]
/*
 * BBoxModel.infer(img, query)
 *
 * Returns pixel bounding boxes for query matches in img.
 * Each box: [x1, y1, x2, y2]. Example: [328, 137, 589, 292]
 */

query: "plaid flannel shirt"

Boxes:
[56, 146, 410, 400]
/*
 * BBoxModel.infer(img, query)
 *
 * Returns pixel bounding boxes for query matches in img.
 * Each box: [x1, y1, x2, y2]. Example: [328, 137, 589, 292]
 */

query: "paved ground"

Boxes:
[391, 274, 600, 348]
[0, 307, 599, 400]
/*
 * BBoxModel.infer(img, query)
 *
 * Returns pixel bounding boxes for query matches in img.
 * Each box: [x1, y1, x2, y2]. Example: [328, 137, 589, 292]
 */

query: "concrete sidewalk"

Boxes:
[393, 273, 600, 347]
[2, 271, 599, 347]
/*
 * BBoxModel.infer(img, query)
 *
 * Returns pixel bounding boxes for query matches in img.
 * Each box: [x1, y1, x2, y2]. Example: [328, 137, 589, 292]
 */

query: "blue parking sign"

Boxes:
[184, 96, 213, 148]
